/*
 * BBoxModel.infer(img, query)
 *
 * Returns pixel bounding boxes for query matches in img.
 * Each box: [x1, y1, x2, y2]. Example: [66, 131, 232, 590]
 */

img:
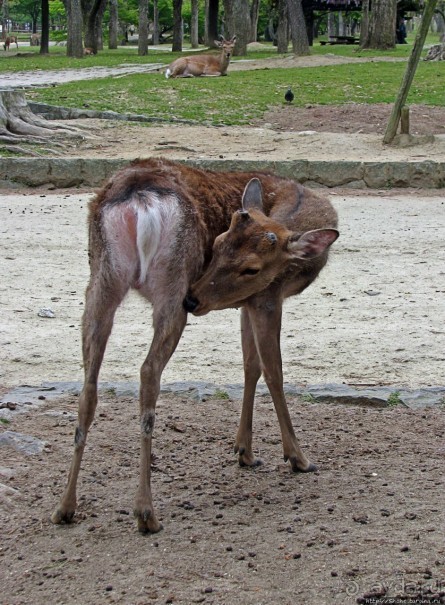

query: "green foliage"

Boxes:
[213, 389, 230, 400]
[302, 393, 316, 403]
[387, 391, 402, 407]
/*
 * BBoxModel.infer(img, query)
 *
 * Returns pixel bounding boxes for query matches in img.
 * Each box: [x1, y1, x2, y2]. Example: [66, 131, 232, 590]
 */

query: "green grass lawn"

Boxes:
[22, 60, 444, 126]
[2, 34, 444, 127]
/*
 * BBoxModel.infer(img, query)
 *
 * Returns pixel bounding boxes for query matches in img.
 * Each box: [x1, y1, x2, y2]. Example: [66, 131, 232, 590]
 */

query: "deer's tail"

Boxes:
[101, 194, 179, 289]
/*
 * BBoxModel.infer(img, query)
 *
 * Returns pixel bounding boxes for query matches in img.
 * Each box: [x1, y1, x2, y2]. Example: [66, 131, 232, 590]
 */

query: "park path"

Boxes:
[0, 62, 164, 89]
[0, 52, 405, 89]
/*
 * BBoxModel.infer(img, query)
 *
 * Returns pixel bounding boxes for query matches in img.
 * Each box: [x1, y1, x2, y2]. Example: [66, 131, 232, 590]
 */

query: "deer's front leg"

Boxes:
[246, 298, 317, 473]
[235, 307, 263, 467]
[134, 307, 187, 533]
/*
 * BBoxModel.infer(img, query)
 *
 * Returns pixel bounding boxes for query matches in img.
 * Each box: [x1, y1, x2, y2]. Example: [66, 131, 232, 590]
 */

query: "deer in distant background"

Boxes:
[3, 35, 18, 51]
[165, 35, 236, 78]
[51, 158, 339, 534]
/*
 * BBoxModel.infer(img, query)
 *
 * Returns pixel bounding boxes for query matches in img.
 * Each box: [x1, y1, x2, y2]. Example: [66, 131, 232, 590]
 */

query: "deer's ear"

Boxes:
[242, 178, 264, 212]
[287, 228, 339, 259]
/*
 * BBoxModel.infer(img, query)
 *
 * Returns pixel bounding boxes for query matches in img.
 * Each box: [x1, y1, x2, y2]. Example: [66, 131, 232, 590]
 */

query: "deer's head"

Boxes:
[184, 179, 339, 316]
[215, 35, 236, 61]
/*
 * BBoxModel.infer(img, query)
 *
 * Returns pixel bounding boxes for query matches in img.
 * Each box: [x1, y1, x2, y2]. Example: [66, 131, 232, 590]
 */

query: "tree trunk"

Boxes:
[191, 0, 199, 47]
[361, 0, 397, 50]
[138, 0, 149, 55]
[276, 0, 289, 52]
[383, 0, 439, 143]
[108, 0, 118, 49]
[360, 0, 369, 45]
[66, 0, 84, 57]
[287, 0, 309, 55]
[328, 11, 336, 38]
[205, 0, 219, 47]
[249, 0, 260, 42]
[40, 0, 50, 54]
[152, 0, 160, 45]
[223, 0, 250, 55]
[84, 0, 107, 52]
[172, 0, 183, 51]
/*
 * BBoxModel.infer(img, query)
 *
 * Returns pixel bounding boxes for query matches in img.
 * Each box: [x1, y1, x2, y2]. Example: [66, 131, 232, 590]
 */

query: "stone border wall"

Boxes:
[1, 157, 444, 189]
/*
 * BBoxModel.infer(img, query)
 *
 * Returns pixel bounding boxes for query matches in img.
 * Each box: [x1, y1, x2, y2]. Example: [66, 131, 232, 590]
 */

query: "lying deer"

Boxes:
[3, 35, 18, 51]
[51, 158, 339, 534]
[165, 36, 236, 78]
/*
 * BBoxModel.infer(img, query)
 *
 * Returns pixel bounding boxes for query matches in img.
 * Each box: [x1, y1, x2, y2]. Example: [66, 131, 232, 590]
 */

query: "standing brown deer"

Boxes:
[165, 36, 236, 78]
[51, 158, 339, 534]
[3, 35, 18, 51]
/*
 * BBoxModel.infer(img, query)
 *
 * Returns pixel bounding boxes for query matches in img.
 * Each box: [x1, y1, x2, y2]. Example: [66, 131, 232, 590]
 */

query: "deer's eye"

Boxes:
[240, 268, 260, 276]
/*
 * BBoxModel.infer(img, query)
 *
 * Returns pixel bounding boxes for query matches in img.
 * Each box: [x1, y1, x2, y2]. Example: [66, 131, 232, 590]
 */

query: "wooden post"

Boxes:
[400, 106, 410, 134]
[383, 0, 438, 144]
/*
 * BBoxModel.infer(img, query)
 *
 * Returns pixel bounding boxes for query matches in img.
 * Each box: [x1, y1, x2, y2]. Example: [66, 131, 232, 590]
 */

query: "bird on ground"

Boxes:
[285, 87, 294, 104]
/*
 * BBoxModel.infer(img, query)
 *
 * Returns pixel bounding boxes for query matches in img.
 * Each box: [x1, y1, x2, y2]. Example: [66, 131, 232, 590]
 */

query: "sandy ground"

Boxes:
[1, 189, 444, 390]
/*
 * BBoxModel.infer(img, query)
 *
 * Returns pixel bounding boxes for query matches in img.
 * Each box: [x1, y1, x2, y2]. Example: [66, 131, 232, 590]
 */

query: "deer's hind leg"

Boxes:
[134, 298, 188, 533]
[51, 259, 130, 525]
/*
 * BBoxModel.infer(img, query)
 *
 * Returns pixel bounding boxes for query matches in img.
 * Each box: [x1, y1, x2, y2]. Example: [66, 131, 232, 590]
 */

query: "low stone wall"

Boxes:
[1, 157, 444, 189]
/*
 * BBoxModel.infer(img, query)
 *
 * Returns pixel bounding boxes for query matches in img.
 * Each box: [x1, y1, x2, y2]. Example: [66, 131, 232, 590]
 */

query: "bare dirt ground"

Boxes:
[1, 54, 445, 605]
[61, 102, 445, 165]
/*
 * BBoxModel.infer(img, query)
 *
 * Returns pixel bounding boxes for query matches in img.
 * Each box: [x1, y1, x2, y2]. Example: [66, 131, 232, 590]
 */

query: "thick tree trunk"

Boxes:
[66, 0, 84, 57]
[108, 0, 118, 49]
[277, 0, 289, 52]
[191, 0, 199, 47]
[205, 0, 219, 47]
[84, 0, 107, 52]
[172, 0, 183, 52]
[361, 0, 397, 50]
[287, 0, 309, 55]
[223, 0, 250, 55]
[138, 0, 149, 55]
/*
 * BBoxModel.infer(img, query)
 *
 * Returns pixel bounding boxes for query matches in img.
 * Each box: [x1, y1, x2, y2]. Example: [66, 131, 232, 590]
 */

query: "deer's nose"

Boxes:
[183, 294, 199, 313]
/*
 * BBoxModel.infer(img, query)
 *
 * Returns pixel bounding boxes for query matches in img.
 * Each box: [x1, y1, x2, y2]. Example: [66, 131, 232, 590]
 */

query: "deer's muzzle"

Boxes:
[183, 294, 199, 313]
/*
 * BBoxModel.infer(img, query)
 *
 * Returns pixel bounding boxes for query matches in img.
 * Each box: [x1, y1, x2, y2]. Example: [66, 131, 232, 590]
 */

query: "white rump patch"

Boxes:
[102, 192, 180, 286]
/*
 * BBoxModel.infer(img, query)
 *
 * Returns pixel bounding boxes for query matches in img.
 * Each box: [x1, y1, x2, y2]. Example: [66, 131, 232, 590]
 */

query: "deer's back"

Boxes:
[89, 158, 337, 287]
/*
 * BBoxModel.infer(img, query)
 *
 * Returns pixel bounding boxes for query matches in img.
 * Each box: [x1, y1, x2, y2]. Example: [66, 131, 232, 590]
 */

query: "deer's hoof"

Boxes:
[239, 456, 263, 468]
[235, 445, 263, 468]
[288, 457, 318, 473]
[50, 507, 75, 525]
[135, 509, 163, 534]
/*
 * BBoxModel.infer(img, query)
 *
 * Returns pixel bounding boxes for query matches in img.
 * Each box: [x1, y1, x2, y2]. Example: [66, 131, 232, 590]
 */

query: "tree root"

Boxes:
[0, 90, 90, 146]
[424, 43, 445, 61]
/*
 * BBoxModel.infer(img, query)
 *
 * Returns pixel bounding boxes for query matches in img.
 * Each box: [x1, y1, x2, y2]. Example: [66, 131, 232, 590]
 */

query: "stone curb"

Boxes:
[1, 157, 445, 190]
[1, 382, 444, 422]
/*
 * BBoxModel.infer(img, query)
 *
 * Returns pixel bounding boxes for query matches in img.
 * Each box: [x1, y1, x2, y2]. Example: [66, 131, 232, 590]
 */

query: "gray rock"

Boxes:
[0, 430, 48, 455]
